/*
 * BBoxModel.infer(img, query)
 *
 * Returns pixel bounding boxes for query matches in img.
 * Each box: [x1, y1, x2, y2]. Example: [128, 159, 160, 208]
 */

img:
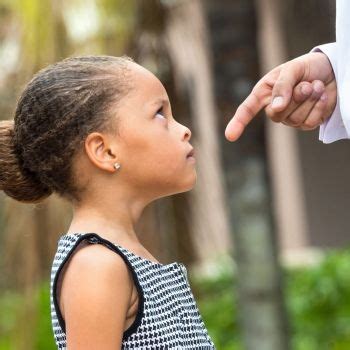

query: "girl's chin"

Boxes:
[180, 174, 197, 192]
[152, 171, 197, 198]
[157, 180, 197, 198]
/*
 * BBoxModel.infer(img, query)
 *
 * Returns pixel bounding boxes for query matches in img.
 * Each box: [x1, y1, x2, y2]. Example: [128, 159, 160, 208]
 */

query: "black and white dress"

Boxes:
[50, 232, 216, 349]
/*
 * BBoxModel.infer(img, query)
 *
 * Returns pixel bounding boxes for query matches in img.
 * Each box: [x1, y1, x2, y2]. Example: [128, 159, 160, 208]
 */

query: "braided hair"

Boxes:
[0, 55, 133, 204]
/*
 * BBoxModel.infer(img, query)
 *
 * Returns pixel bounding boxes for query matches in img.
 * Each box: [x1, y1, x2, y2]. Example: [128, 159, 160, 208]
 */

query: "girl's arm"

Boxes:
[60, 244, 133, 349]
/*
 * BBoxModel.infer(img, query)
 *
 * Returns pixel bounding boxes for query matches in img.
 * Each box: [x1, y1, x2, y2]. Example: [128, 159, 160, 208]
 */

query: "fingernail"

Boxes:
[313, 81, 324, 94]
[301, 84, 312, 95]
[272, 96, 284, 109]
[320, 92, 327, 101]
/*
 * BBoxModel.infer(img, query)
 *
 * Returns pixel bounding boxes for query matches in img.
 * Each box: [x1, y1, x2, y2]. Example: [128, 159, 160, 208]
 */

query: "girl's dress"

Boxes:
[50, 232, 216, 349]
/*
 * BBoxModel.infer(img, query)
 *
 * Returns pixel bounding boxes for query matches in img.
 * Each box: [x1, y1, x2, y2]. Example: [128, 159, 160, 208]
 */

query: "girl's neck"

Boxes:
[67, 198, 148, 247]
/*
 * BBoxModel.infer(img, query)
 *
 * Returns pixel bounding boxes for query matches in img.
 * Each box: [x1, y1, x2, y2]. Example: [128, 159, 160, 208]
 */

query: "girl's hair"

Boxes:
[0, 55, 133, 204]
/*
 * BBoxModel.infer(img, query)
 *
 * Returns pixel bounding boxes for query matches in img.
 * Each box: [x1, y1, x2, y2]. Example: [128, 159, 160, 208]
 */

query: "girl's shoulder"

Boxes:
[63, 237, 134, 285]
[51, 232, 138, 347]
[57, 239, 135, 348]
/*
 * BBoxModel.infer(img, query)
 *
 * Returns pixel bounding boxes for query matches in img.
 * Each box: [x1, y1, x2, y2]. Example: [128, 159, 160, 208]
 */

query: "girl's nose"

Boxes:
[183, 126, 191, 141]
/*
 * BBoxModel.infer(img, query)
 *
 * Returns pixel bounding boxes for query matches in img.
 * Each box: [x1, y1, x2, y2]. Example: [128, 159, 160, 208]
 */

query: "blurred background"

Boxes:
[1, 0, 350, 349]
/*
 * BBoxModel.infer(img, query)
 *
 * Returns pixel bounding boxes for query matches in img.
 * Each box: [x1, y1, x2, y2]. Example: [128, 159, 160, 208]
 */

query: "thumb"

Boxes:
[271, 61, 304, 112]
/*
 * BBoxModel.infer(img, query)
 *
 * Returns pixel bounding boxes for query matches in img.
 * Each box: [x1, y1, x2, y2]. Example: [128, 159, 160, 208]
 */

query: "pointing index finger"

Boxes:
[225, 89, 268, 142]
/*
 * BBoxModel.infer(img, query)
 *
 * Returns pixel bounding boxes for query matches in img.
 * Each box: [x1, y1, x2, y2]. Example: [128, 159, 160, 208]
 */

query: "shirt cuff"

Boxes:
[311, 43, 349, 143]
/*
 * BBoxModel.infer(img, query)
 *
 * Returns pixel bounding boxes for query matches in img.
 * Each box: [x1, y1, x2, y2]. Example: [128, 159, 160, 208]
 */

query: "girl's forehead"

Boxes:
[115, 63, 169, 113]
[127, 63, 168, 102]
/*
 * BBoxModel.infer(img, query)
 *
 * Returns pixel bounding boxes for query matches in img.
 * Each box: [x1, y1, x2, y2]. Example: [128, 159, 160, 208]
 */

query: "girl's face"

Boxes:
[110, 62, 196, 200]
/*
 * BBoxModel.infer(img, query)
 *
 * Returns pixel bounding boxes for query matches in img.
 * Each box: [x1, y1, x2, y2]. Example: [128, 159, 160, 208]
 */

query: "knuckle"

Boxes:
[273, 82, 286, 94]
[287, 115, 302, 126]
[270, 114, 283, 122]
[240, 103, 254, 122]
[303, 119, 318, 128]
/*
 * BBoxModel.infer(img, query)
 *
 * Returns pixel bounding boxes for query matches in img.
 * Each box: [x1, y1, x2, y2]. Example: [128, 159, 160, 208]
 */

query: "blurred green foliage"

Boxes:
[286, 247, 350, 350]
[2, 248, 350, 349]
[193, 247, 350, 350]
[191, 270, 240, 350]
[0, 290, 22, 349]
[0, 281, 56, 350]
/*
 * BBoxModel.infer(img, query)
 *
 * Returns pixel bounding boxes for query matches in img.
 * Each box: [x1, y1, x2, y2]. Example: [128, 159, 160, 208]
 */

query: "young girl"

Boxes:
[0, 55, 216, 349]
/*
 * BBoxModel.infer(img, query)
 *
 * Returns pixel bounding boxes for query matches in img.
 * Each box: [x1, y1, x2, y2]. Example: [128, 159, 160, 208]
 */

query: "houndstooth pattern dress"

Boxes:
[50, 232, 216, 349]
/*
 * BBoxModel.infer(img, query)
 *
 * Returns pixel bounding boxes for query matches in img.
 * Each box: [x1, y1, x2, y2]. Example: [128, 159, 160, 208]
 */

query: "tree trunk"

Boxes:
[130, 0, 233, 271]
[162, 0, 233, 273]
[204, 0, 290, 348]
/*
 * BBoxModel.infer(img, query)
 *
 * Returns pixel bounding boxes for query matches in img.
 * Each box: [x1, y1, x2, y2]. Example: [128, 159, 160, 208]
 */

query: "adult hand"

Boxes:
[225, 52, 337, 141]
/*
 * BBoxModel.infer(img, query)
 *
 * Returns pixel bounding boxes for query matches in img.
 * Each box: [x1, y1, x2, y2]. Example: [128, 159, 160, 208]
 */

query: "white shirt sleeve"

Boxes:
[311, 0, 350, 143]
[310, 43, 348, 143]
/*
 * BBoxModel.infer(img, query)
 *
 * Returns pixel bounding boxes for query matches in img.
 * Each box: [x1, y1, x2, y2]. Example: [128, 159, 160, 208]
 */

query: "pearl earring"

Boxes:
[113, 162, 121, 171]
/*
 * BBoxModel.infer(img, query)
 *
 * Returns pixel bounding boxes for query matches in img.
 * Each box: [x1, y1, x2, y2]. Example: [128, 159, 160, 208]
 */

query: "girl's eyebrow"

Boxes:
[152, 97, 169, 107]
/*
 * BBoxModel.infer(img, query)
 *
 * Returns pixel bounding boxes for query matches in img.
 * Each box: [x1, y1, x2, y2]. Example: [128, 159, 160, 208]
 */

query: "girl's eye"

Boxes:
[155, 108, 166, 120]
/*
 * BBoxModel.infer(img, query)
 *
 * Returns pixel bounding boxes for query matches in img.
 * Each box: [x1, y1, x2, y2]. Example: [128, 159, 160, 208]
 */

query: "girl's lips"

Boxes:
[186, 151, 196, 162]
[187, 156, 196, 162]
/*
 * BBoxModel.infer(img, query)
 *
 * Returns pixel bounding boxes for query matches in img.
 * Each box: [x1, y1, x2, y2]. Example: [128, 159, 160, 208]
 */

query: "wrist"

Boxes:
[301, 52, 334, 84]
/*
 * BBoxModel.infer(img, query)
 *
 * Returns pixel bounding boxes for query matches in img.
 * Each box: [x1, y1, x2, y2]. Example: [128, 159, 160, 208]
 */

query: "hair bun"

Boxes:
[0, 120, 52, 203]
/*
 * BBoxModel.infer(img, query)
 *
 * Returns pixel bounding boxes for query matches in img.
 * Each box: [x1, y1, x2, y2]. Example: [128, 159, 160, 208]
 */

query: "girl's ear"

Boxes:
[84, 132, 119, 173]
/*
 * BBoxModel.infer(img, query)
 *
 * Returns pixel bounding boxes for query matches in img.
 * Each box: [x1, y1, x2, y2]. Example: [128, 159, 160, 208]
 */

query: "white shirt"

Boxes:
[311, 0, 350, 143]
